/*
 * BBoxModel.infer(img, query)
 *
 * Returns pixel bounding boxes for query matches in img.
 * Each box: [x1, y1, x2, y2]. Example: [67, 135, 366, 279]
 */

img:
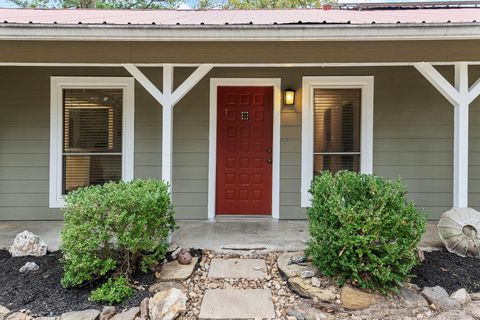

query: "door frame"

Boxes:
[208, 78, 281, 220]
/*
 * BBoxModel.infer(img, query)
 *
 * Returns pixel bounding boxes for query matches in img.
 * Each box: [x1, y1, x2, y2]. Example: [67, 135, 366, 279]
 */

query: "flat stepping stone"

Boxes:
[208, 258, 267, 279]
[199, 289, 275, 319]
[156, 257, 199, 281]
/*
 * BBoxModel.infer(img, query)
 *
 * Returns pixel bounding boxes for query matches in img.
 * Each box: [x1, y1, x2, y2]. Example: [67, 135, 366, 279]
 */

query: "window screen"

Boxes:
[62, 89, 123, 193]
[313, 88, 361, 175]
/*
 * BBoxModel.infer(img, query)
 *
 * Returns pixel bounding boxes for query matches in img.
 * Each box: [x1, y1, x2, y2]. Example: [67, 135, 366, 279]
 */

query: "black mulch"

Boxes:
[411, 250, 480, 294]
[0, 250, 157, 316]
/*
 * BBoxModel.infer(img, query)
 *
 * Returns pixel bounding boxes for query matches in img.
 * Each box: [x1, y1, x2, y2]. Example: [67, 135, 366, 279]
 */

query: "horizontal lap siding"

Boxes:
[373, 67, 453, 220]
[469, 66, 480, 212]
[0, 67, 170, 220]
[0, 66, 463, 220]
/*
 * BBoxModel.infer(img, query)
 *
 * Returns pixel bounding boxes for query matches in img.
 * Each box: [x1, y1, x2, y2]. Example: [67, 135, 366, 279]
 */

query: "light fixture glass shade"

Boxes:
[284, 89, 295, 105]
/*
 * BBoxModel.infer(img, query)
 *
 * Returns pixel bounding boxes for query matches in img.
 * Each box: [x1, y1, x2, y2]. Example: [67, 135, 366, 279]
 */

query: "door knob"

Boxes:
[267, 159, 272, 164]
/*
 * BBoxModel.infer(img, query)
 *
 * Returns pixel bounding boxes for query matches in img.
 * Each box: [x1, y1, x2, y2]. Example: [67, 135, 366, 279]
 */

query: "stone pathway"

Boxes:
[199, 258, 275, 319]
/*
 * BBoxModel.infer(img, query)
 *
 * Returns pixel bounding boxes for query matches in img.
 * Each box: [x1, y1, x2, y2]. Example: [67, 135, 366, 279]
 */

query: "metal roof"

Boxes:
[0, 7, 479, 26]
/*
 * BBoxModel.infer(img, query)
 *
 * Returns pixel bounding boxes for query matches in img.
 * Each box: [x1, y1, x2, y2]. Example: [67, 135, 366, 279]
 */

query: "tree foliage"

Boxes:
[9, 0, 181, 9]
[197, 0, 336, 9]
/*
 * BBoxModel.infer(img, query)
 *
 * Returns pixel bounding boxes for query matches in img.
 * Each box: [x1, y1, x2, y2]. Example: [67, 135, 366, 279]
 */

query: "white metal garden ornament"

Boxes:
[437, 208, 480, 258]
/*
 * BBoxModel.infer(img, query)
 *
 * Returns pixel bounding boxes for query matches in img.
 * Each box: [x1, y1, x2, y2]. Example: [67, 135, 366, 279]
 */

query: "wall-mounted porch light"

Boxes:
[284, 88, 296, 105]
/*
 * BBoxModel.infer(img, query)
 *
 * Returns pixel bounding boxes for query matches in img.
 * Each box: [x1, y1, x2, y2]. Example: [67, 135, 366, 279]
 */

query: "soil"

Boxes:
[411, 250, 480, 294]
[0, 250, 156, 316]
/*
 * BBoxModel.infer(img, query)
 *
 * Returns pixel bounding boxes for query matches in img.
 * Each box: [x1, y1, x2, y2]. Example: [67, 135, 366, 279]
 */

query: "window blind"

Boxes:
[62, 89, 123, 194]
[313, 88, 361, 174]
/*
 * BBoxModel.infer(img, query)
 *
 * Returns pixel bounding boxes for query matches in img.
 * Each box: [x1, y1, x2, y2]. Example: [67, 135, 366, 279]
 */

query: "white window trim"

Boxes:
[301, 76, 374, 207]
[208, 78, 282, 220]
[49, 76, 135, 208]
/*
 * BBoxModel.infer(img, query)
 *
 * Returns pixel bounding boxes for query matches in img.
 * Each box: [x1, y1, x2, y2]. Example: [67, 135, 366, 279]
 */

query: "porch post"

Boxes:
[414, 62, 480, 208]
[162, 64, 174, 186]
[453, 63, 469, 208]
[123, 63, 213, 190]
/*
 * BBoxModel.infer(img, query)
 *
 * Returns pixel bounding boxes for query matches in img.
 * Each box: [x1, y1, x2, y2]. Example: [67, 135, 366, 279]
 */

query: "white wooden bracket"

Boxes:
[414, 62, 480, 208]
[123, 63, 213, 188]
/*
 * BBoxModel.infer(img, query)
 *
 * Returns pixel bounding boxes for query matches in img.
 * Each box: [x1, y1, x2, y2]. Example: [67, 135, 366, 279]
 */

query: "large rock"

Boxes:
[450, 288, 472, 305]
[340, 285, 380, 310]
[5, 313, 31, 320]
[155, 257, 198, 281]
[149, 281, 187, 293]
[99, 307, 116, 320]
[0, 306, 11, 320]
[9, 231, 47, 257]
[110, 308, 139, 320]
[421, 286, 461, 310]
[288, 277, 336, 301]
[466, 301, 480, 318]
[277, 252, 316, 278]
[148, 288, 187, 320]
[60, 309, 100, 320]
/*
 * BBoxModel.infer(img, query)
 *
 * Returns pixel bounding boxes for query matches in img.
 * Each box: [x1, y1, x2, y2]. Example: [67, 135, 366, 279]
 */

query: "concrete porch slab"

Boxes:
[199, 289, 275, 319]
[208, 258, 267, 279]
[0, 220, 443, 253]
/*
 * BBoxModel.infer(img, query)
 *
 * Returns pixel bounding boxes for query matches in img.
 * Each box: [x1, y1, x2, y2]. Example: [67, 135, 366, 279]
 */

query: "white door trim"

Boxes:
[208, 78, 282, 220]
[301, 76, 374, 207]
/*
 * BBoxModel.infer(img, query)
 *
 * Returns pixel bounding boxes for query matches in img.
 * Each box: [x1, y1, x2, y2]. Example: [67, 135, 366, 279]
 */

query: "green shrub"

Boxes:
[90, 276, 134, 304]
[60, 179, 176, 296]
[306, 171, 426, 293]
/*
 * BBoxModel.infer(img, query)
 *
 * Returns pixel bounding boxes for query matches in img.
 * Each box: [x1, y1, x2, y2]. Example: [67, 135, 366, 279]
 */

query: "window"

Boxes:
[301, 76, 374, 207]
[313, 88, 361, 174]
[50, 77, 134, 208]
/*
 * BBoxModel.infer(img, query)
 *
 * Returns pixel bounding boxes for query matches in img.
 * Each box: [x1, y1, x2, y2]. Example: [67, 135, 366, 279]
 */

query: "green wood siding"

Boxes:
[2, 65, 479, 220]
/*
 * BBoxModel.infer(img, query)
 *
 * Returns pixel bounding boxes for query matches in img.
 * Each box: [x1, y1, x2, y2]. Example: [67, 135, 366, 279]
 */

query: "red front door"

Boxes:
[216, 86, 273, 215]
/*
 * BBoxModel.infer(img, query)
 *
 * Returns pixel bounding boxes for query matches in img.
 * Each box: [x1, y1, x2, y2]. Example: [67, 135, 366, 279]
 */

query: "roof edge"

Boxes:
[1, 23, 480, 41]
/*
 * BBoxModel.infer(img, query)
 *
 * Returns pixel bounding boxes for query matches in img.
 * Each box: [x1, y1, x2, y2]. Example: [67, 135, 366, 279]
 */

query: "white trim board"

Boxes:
[301, 76, 374, 207]
[49, 76, 135, 208]
[3, 62, 480, 67]
[2, 24, 480, 41]
[208, 78, 282, 220]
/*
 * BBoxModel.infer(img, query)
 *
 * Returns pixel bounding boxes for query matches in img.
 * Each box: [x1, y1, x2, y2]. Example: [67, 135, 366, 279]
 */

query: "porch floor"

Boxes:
[0, 219, 442, 253]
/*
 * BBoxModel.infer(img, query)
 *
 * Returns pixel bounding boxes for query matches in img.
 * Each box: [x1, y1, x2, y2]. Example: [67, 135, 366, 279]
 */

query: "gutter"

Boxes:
[0, 23, 480, 41]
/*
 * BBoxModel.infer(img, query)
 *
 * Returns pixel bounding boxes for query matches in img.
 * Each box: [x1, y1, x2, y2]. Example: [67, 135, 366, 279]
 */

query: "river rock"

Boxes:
[9, 231, 47, 257]
[287, 309, 305, 320]
[451, 288, 471, 305]
[288, 277, 336, 301]
[421, 286, 461, 310]
[278, 252, 316, 278]
[300, 270, 316, 279]
[0, 306, 11, 320]
[99, 307, 116, 320]
[341, 285, 380, 310]
[155, 257, 198, 281]
[19, 262, 39, 273]
[110, 307, 139, 320]
[399, 287, 429, 308]
[148, 288, 187, 320]
[60, 309, 100, 320]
